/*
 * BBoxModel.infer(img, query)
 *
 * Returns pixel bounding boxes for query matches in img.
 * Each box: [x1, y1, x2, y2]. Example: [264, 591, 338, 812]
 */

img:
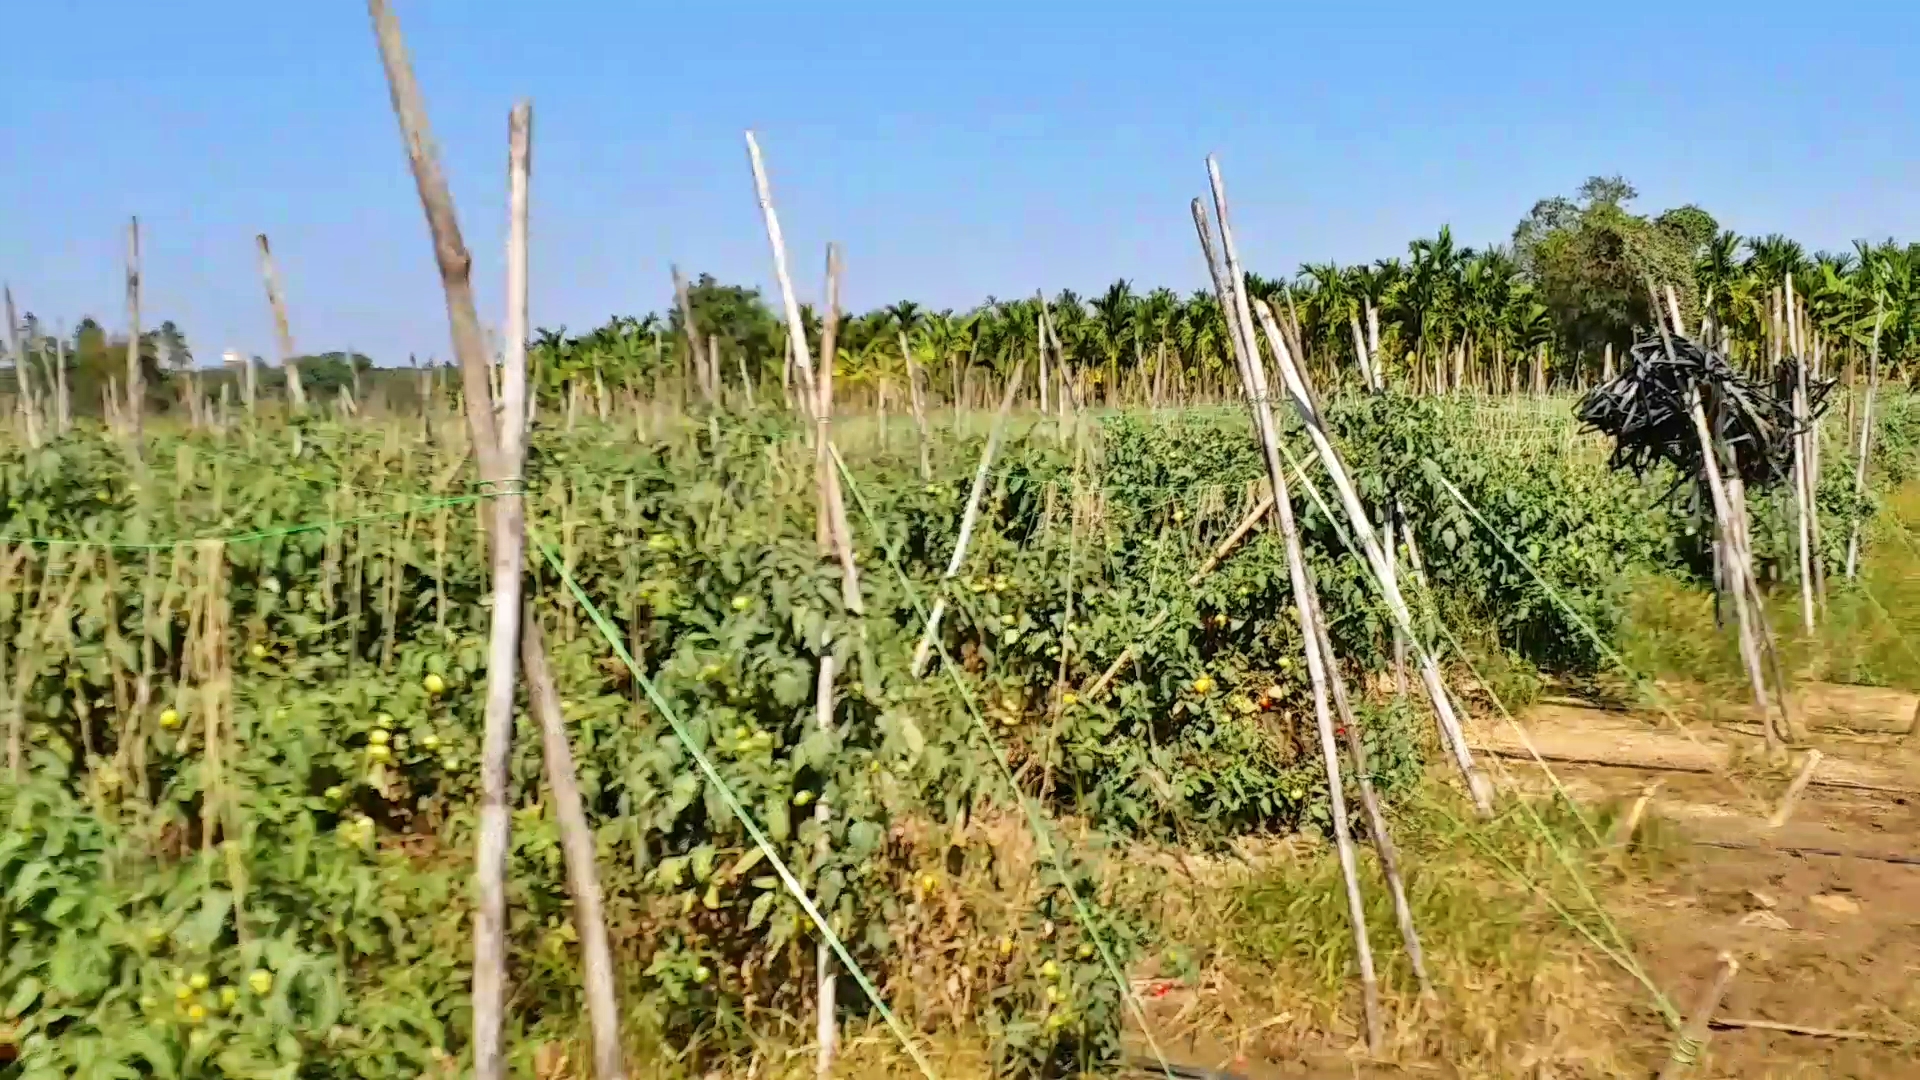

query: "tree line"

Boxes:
[534, 175, 1920, 408]
[12, 174, 1916, 418]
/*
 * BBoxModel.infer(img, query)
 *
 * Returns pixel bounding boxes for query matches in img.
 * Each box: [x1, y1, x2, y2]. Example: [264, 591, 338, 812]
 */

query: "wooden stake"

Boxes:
[742, 132, 867, 1077]
[671, 268, 707, 405]
[899, 331, 932, 480]
[369, 14, 621, 1079]
[1657, 952, 1739, 1079]
[1254, 296, 1491, 814]
[1308, 572, 1431, 1001]
[1844, 309, 1884, 579]
[124, 217, 143, 445]
[911, 354, 1026, 676]
[256, 234, 309, 411]
[1193, 174, 1382, 1050]
[1767, 749, 1823, 828]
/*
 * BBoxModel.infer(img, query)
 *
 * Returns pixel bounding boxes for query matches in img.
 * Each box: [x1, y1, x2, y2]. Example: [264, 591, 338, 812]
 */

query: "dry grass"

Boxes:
[1620, 484, 1920, 701]
[607, 781, 1690, 1079]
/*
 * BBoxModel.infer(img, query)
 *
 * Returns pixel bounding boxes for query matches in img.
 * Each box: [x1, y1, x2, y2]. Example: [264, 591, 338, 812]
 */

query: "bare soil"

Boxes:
[1477, 699, 1920, 1078]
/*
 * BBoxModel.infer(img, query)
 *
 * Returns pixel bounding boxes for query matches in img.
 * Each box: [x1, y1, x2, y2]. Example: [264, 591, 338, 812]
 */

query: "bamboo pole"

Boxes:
[124, 217, 143, 446]
[910, 354, 1026, 676]
[1, 287, 33, 449]
[1307, 570, 1431, 1000]
[1657, 953, 1739, 1079]
[899, 331, 932, 480]
[672, 270, 704, 404]
[54, 323, 69, 434]
[1844, 309, 1884, 579]
[1191, 179, 1382, 1051]
[255, 234, 309, 411]
[742, 131, 868, 1077]
[1080, 487, 1276, 703]
[1660, 337, 1780, 755]
[1783, 275, 1814, 632]
[368, 13, 622, 1079]
[1254, 297, 1490, 812]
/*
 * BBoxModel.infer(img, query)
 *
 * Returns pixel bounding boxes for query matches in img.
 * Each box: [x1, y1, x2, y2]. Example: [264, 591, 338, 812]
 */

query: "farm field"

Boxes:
[8, 9, 1920, 1080]
[0, 383, 1915, 1079]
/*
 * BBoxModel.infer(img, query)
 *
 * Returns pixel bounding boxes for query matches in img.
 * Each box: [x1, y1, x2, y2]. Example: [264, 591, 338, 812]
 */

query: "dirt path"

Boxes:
[1480, 698, 1920, 1077]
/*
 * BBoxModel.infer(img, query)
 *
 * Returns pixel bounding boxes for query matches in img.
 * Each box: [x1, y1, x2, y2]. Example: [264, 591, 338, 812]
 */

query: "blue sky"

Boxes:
[5, 1, 1916, 366]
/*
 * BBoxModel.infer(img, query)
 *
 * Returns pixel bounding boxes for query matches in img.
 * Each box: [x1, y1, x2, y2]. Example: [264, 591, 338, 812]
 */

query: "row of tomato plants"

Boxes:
[1, 394, 1907, 1076]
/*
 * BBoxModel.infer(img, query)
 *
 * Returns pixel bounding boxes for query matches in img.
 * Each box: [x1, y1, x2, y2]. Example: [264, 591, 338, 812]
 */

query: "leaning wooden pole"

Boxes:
[1193, 186, 1382, 1053]
[1307, 568, 1431, 999]
[255, 234, 309, 412]
[124, 216, 144, 446]
[1844, 308, 1884, 579]
[910, 354, 1027, 676]
[744, 130, 868, 1077]
[368, 1, 506, 1063]
[1221, 173, 1488, 814]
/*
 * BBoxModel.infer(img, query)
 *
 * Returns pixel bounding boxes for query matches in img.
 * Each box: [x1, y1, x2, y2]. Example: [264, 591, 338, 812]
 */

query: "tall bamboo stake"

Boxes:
[1307, 569, 1431, 999]
[743, 131, 868, 1076]
[368, 11, 623, 1077]
[124, 217, 143, 446]
[673, 267, 713, 406]
[1844, 308, 1884, 578]
[54, 322, 69, 434]
[256, 234, 309, 411]
[1252, 297, 1490, 813]
[1783, 275, 1814, 632]
[1647, 307, 1780, 754]
[2, 287, 32, 448]
[910, 354, 1026, 676]
[1192, 184, 1382, 1051]
[899, 331, 932, 480]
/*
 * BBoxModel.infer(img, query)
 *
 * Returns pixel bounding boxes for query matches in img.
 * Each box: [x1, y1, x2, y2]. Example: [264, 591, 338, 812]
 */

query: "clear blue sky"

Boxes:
[5, 1, 1916, 366]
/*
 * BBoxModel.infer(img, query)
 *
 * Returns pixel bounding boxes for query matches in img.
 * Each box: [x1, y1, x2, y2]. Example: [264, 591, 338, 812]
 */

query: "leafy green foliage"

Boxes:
[0, 393, 1907, 1075]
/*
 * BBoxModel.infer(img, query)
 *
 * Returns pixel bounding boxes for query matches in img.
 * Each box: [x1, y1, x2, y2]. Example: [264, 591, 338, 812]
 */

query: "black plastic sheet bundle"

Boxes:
[1576, 333, 1832, 494]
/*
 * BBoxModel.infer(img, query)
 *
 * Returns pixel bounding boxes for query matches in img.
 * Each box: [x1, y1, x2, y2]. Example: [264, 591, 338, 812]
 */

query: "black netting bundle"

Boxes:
[1576, 333, 1832, 493]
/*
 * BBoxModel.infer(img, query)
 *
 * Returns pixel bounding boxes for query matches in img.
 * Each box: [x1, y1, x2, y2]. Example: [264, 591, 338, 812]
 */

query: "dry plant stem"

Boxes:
[1844, 310, 1884, 579]
[1609, 781, 1660, 848]
[1308, 573, 1431, 999]
[367, 0, 501, 478]
[1658, 952, 1739, 1080]
[1708, 1017, 1908, 1043]
[910, 354, 1026, 676]
[1192, 184, 1381, 1051]
[1251, 294, 1490, 814]
[1767, 749, 1823, 828]
[256, 234, 308, 411]
[124, 217, 143, 446]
